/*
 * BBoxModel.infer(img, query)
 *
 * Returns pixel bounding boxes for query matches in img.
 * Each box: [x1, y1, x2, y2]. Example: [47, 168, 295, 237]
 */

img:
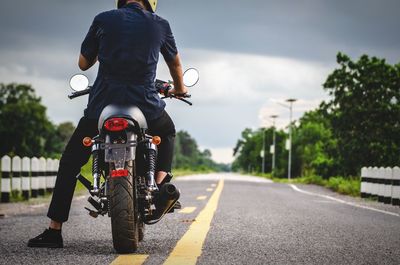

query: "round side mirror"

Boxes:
[70, 74, 89, 91]
[183, 68, 199, 87]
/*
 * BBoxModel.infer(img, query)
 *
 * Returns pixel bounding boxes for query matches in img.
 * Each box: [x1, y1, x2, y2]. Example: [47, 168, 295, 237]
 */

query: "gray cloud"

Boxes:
[162, 0, 400, 62]
[1, 0, 399, 63]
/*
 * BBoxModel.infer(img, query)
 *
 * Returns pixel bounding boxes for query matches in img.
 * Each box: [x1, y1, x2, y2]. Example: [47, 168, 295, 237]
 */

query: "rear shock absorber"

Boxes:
[92, 144, 101, 193]
[144, 140, 158, 191]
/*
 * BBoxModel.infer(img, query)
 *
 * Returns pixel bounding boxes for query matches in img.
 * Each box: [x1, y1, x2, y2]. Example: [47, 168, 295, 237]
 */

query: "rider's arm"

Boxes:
[79, 54, 97, 71]
[80, 16, 100, 71]
[166, 54, 187, 94]
[160, 19, 187, 95]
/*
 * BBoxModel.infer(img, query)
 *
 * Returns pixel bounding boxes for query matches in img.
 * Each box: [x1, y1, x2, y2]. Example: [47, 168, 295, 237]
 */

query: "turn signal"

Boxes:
[83, 137, 93, 147]
[152, 136, 162, 145]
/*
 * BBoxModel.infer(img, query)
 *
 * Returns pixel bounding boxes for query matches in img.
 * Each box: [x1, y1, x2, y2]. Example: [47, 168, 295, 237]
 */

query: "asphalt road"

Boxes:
[1, 173, 400, 265]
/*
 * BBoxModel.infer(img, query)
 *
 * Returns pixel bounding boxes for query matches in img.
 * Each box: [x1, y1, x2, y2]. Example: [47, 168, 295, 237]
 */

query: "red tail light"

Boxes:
[104, 118, 128, 132]
[111, 169, 129, 178]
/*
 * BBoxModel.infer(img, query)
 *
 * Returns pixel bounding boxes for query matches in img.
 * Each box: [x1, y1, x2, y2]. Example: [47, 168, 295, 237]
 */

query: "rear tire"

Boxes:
[109, 161, 138, 253]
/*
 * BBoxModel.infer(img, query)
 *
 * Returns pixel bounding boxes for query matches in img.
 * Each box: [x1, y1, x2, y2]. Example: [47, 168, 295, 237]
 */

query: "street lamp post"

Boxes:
[276, 99, 297, 180]
[246, 132, 253, 174]
[286, 99, 297, 180]
[270, 115, 278, 175]
[262, 128, 265, 174]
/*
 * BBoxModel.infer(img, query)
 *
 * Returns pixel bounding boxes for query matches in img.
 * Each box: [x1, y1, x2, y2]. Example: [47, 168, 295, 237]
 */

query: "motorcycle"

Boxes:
[68, 69, 199, 253]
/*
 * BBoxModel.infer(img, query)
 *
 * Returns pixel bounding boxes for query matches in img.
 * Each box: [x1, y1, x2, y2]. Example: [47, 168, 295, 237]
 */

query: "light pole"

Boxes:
[276, 99, 297, 180]
[262, 128, 265, 174]
[246, 132, 253, 174]
[270, 115, 278, 175]
[286, 99, 297, 180]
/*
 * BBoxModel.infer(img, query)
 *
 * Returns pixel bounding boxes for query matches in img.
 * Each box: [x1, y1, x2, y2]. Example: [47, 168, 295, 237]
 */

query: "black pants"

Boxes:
[47, 110, 175, 223]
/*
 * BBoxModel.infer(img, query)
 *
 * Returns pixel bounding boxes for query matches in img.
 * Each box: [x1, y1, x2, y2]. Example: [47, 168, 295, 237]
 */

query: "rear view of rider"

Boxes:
[28, 0, 187, 248]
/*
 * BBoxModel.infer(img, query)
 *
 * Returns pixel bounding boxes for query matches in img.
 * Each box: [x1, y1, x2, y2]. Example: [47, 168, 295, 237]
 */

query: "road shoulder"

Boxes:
[0, 191, 87, 218]
[292, 183, 400, 216]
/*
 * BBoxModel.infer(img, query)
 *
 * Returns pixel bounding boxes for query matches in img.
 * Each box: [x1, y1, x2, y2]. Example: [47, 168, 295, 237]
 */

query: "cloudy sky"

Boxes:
[1, 0, 399, 163]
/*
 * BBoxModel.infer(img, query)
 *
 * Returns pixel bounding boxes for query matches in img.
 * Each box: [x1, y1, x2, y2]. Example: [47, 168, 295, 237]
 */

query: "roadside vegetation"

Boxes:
[255, 173, 360, 197]
[172, 131, 230, 173]
[0, 83, 75, 158]
[232, 53, 400, 197]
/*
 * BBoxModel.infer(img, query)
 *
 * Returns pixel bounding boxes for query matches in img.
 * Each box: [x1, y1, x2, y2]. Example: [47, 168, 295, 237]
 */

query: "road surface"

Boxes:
[1, 173, 399, 264]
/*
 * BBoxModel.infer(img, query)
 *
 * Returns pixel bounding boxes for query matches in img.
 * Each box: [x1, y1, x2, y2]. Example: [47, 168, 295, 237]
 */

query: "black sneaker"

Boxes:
[27, 229, 63, 248]
[174, 200, 182, 210]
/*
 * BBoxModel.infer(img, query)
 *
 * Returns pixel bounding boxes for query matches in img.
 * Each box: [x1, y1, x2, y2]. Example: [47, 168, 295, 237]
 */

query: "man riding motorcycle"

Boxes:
[28, 0, 187, 248]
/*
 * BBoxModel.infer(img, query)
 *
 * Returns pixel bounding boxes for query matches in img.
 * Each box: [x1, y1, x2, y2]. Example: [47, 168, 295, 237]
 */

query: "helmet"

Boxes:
[145, 0, 157, 13]
[116, 0, 157, 13]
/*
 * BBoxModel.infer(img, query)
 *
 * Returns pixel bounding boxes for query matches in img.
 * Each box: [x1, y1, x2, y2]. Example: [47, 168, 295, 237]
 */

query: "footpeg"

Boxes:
[84, 207, 99, 218]
[88, 196, 102, 212]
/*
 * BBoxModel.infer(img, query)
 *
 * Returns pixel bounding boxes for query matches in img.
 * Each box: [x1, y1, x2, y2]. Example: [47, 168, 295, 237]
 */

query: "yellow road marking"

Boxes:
[206, 188, 213, 192]
[164, 180, 224, 265]
[179, 207, 197, 214]
[196, 196, 207, 200]
[110, 254, 148, 265]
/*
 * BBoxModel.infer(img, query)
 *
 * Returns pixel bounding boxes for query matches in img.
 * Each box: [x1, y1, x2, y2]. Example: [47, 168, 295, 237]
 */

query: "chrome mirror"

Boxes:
[183, 68, 199, 87]
[70, 74, 89, 91]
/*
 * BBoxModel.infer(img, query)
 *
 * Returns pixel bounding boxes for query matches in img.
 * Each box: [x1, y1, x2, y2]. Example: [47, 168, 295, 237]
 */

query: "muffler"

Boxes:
[153, 183, 180, 220]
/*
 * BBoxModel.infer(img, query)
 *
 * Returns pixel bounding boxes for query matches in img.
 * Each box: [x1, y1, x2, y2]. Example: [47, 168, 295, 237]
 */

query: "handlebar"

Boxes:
[68, 88, 91, 99]
[155, 79, 192, 106]
[68, 80, 192, 105]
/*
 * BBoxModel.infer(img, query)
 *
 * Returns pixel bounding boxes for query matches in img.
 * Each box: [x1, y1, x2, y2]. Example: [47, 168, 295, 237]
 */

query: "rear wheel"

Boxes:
[109, 161, 138, 253]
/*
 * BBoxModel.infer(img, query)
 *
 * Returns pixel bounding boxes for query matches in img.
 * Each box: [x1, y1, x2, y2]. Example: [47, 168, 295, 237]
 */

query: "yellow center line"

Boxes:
[196, 195, 207, 200]
[163, 179, 225, 265]
[110, 254, 148, 265]
[206, 188, 213, 192]
[179, 207, 197, 214]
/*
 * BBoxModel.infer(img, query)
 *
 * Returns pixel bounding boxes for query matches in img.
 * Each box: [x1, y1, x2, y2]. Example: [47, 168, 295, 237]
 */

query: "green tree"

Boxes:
[173, 130, 227, 171]
[41, 122, 76, 157]
[173, 131, 199, 168]
[322, 53, 400, 176]
[292, 109, 339, 178]
[0, 83, 58, 157]
[56, 122, 76, 150]
[232, 127, 287, 176]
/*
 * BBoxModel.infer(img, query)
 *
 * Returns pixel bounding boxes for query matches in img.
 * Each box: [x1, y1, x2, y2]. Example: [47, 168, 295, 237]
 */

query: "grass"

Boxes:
[172, 168, 214, 177]
[255, 173, 361, 197]
[325, 176, 360, 197]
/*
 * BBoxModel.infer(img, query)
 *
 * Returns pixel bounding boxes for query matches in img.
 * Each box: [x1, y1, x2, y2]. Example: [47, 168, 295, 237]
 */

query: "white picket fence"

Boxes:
[0, 155, 59, 203]
[360, 167, 400, 206]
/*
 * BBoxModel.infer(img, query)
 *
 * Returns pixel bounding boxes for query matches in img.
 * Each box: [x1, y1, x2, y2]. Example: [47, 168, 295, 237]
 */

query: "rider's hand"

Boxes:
[168, 86, 188, 98]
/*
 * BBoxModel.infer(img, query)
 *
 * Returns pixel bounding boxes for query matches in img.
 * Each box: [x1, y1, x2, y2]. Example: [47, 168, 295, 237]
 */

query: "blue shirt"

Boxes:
[81, 2, 178, 121]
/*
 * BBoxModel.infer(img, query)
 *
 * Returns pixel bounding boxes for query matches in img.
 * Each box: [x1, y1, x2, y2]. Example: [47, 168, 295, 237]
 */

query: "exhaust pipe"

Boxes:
[153, 183, 180, 220]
